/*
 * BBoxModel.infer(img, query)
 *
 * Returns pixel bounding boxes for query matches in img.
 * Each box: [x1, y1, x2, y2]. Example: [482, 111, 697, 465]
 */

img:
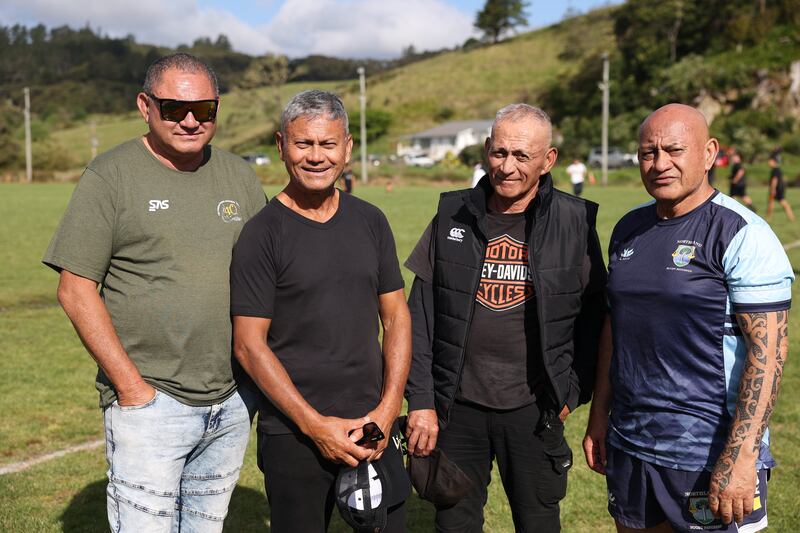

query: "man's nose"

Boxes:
[307, 144, 324, 163]
[498, 156, 516, 176]
[653, 150, 672, 172]
[180, 111, 200, 128]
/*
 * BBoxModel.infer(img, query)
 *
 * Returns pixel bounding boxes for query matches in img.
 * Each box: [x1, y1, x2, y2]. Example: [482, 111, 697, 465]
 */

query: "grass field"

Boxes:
[1, 181, 799, 532]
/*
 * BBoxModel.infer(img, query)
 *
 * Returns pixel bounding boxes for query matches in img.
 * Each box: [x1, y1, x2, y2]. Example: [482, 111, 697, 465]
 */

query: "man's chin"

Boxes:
[293, 174, 339, 192]
[172, 137, 208, 154]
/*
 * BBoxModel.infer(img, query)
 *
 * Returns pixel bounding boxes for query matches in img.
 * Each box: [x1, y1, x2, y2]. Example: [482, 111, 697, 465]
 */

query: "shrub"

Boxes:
[458, 143, 485, 167]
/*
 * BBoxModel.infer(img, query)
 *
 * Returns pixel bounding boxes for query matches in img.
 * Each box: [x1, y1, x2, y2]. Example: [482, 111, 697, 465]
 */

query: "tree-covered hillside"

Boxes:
[3, 0, 800, 177]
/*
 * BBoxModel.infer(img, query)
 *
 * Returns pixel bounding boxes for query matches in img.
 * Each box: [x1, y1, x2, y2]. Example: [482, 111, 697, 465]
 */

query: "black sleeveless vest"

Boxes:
[429, 174, 604, 426]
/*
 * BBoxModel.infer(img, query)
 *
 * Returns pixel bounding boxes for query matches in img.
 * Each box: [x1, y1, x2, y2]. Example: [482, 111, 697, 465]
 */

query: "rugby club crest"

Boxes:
[475, 234, 534, 311]
[688, 496, 715, 526]
[672, 244, 696, 267]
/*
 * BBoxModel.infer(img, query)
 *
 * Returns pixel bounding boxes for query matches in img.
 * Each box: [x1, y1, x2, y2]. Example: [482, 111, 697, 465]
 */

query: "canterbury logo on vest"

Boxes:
[476, 234, 534, 311]
[448, 227, 465, 242]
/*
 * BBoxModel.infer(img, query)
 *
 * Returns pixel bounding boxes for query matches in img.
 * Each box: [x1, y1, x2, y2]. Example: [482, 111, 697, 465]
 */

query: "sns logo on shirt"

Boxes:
[476, 234, 534, 311]
[148, 199, 170, 212]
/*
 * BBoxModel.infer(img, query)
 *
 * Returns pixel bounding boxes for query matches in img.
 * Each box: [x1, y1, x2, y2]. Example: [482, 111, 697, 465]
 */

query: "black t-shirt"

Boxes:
[230, 192, 405, 434]
[405, 211, 543, 410]
[730, 162, 746, 186]
[771, 167, 785, 192]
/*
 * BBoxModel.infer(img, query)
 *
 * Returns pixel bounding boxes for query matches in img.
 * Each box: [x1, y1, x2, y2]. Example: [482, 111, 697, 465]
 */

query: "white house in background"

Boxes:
[397, 120, 493, 162]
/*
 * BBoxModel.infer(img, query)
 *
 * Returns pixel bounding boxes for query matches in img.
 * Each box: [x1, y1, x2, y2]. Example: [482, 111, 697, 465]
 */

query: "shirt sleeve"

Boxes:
[42, 168, 116, 282]
[376, 211, 405, 295]
[724, 221, 794, 313]
[230, 213, 277, 318]
[403, 219, 435, 283]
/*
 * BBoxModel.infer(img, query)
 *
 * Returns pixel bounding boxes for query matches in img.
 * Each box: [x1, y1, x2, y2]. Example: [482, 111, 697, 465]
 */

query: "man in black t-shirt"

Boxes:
[404, 104, 607, 532]
[766, 155, 795, 221]
[230, 90, 412, 532]
[729, 151, 755, 210]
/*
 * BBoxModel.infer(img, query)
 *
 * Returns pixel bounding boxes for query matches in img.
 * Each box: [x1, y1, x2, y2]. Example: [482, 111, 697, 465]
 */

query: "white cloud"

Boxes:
[0, 0, 475, 59]
[0, 0, 279, 54]
[265, 0, 476, 58]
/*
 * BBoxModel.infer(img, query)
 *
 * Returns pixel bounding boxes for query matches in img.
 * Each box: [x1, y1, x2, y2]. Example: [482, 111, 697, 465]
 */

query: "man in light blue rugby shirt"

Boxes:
[583, 104, 793, 533]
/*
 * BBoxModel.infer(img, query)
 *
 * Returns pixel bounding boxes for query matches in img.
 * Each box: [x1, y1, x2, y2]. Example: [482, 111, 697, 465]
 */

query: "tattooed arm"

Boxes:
[709, 310, 789, 525]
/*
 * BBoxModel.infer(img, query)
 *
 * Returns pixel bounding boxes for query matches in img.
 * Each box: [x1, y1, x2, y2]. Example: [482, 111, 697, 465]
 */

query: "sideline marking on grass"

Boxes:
[784, 239, 800, 251]
[0, 439, 104, 475]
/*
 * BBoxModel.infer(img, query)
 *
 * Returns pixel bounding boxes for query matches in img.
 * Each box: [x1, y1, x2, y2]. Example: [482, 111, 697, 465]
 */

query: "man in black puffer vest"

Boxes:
[404, 104, 607, 532]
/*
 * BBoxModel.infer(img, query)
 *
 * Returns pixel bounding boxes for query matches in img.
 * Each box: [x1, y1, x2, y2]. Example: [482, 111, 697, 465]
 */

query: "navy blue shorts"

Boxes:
[606, 445, 769, 532]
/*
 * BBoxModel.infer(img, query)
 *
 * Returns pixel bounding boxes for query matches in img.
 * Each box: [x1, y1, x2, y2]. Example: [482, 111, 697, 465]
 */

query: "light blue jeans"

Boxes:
[102, 389, 251, 533]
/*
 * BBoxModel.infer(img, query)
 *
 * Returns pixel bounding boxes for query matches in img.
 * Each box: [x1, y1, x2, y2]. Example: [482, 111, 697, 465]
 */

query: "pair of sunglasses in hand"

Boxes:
[354, 422, 385, 446]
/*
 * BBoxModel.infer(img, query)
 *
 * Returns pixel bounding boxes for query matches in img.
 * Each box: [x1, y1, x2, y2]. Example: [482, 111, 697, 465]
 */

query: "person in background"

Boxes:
[729, 151, 755, 211]
[566, 157, 595, 196]
[471, 160, 485, 188]
[766, 153, 794, 221]
[341, 163, 354, 193]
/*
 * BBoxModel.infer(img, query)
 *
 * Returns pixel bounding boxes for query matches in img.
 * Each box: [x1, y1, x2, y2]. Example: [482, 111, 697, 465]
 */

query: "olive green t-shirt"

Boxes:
[43, 138, 267, 408]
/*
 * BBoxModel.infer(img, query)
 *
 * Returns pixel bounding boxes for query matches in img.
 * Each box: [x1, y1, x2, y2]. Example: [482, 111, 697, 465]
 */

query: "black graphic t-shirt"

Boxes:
[459, 211, 542, 409]
[405, 211, 543, 410]
[230, 192, 405, 434]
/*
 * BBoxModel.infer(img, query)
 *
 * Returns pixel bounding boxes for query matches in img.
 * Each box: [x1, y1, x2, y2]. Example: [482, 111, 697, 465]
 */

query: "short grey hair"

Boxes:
[143, 53, 219, 96]
[280, 90, 349, 136]
[492, 103, 553, 146]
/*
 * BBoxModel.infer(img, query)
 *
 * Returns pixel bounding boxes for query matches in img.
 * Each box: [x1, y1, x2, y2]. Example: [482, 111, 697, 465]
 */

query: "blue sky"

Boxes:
[1, 0, 621, 59]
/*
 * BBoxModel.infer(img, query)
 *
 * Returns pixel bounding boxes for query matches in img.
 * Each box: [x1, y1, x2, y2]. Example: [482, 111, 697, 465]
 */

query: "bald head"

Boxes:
[639, 103, 709, 145]
[637, 103, 719, 218]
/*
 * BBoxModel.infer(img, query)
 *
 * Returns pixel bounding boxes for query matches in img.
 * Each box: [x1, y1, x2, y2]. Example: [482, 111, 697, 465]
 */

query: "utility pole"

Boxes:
[24, 87, 32, 184]
[599, 53, 609, 186]
[90, 120, 98, 160]
[357, 66, 368, 184]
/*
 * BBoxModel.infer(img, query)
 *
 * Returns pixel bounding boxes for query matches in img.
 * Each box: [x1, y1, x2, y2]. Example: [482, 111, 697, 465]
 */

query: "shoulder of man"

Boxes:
[85, 138, 148, 183]
[551, 188, 599, 220]
[436, 186, 476, 213]
[207, 146, 259, 176]
[610, 200, 655, 242]
[341, 192, 391, 223]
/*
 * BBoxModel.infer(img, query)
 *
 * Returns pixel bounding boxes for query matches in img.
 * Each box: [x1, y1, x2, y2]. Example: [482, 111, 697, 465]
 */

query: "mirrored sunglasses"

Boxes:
[148, 94, 218, 123]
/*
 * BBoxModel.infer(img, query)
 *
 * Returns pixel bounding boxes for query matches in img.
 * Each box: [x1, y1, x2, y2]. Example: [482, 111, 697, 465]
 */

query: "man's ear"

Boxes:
[705, 138, 720, 173]
[275, 131, 286, 162]
[345, 134, 354, 164]
[543, 147, 558, 173]
[136, 92, 150, 123]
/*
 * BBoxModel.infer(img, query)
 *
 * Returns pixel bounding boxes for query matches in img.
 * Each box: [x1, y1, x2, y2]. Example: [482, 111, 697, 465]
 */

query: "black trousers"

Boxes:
[257, 430, 406, 533]
[435, 400, 572, 533]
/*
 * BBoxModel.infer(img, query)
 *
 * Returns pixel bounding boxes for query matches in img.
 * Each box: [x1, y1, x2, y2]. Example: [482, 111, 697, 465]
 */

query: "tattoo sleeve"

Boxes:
[710, 310, 789, 493]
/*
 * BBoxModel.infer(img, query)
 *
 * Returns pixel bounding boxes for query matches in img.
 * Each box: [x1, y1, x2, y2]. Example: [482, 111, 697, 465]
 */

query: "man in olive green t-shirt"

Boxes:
[43, 53, 266, 533]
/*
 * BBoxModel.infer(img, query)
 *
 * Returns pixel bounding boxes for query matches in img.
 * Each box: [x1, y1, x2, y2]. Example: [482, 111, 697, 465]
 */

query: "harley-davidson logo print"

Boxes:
[476, 234, 534, 311]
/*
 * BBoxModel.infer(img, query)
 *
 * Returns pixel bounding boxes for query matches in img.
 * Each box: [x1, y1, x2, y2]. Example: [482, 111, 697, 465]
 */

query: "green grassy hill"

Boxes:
[338, 8, 616, 137]
[42, 8, 618, 173]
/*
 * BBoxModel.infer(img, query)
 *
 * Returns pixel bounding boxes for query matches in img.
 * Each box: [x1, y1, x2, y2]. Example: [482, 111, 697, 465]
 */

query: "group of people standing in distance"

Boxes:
[44, 53, 791, 533]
